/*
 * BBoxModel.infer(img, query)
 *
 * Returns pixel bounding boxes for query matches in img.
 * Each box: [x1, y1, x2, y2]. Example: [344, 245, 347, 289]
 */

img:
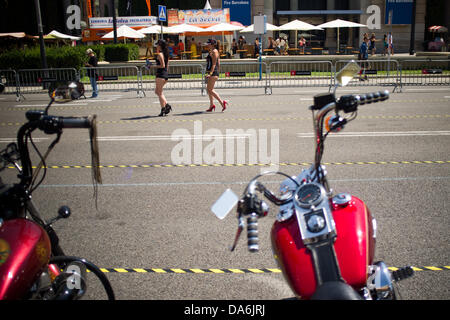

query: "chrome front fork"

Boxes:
[367, 261, 396, 300]
[365, 261, 414, 300]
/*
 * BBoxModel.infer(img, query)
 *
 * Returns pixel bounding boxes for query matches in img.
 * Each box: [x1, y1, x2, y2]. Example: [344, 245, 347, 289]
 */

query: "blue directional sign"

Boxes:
[158, 5, 167, 22]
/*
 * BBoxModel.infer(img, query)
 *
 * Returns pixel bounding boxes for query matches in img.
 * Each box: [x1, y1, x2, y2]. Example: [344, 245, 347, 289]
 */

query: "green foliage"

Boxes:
[104, 43, 139, 62]
[0, 43, 139, 70]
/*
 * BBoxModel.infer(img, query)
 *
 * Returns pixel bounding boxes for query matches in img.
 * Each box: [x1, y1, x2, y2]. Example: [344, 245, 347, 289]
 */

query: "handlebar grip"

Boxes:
[60, 116, 91, 129]
[358, 90, 389, 105]
[247, 213, 259, 253]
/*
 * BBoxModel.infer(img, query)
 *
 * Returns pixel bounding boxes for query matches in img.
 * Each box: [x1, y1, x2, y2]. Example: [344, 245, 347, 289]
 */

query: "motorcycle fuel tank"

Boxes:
[271, 196, 375, 299]
[0, 218, 51, 300]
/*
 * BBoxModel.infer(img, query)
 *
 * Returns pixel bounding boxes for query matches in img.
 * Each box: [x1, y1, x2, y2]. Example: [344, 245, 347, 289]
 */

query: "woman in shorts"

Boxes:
[205, 39, 228, 112]
[149, 39, 172, 116]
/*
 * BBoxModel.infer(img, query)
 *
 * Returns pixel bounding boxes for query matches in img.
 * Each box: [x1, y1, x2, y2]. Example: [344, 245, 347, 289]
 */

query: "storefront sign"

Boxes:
[89, 16, 157, 29]
[222, 0, 251, 26]
[177, 9, 230, 26]
[168, 9, 179, 26]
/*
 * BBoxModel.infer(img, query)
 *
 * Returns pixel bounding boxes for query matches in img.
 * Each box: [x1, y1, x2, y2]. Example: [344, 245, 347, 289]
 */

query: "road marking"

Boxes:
[296, 131, 450, 138]
[84, 266, 449, 274]
[405, 88, 450, 91]
[0, 137, 48, 143]
[96, 134, 250, 141]
[153, 100, 207, 103]
[10, 160, 449, 172]
[2, 114, 450, 127]
[37, 176, 450, 189]
[14, 103, 88, 107]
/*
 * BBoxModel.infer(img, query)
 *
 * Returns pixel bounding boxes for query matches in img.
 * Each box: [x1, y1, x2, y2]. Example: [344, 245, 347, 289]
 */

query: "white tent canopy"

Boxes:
[204, 0, 212, 10]
[165, 23, 206, 34]
[317, 19, 367, 52]
[102, 25, 145, 40]
[47, 30, 81, 41]
[240, 23, 280, 33]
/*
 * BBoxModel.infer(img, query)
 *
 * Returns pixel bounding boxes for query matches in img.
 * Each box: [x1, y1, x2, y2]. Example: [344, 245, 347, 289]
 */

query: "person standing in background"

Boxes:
[85, 48, 98, 98]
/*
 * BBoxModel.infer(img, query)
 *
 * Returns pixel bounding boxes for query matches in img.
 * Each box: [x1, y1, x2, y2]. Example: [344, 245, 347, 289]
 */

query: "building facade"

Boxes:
[209, 0, 448, 53]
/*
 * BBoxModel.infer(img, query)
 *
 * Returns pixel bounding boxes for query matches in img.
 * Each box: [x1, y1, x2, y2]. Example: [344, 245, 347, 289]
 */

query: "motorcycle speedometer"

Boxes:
[294, 183, 325, 208]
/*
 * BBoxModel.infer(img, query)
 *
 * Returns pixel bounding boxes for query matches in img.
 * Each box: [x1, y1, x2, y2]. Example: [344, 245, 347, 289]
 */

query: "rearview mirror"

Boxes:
[335, 60, 361, 87]
[211, 189, 239, 220]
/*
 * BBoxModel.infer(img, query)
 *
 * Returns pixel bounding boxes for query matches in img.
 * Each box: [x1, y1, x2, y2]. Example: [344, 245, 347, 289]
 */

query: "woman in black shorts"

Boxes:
[205, 39, 228, 112]
[150, 39, 172, 116]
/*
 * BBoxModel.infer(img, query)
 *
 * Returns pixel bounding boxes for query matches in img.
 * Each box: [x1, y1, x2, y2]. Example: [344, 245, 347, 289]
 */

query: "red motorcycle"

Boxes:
[212, 63, 414, 300]
[0, 87, 114, 300]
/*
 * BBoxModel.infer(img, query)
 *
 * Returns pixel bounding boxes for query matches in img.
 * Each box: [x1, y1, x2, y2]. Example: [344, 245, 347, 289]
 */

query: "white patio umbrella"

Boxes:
[139, 25, 170, 34]
[47, 30, 81, 41]
[278, 20, 322, 48]
[204, 22, 245, 32]
[317, 19, 366, 53]
[102, 25, 145, 42]
[240, 23, 280, 33]
[204, 23, 245, 53]
[165, 23, 205, 34]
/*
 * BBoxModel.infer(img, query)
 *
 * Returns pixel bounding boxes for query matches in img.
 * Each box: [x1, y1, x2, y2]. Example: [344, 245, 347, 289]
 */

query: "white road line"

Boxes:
[405, 88, 450, 91]
[296, 131, 450, 138]
[0, 137, 49, 143]
[152, 100, 207, 104]
[14, 103, 88, 107]
[38, 176, 450, 188]
[95, 134, 250, 141]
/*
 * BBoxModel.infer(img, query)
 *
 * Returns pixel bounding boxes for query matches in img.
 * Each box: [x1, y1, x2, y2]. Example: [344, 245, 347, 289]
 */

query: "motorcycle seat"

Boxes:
[311, 281, 362, 300]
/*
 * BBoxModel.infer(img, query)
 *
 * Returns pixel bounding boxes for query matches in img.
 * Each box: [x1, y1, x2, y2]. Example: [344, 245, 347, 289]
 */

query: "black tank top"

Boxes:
[206, 50, 220, 74]
[156, 53, 168, 79]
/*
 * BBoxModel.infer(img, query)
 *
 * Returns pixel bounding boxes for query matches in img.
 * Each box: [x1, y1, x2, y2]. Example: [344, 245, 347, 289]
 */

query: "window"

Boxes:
[298, 0, 326, 10]
[335, 0, 349, 10]
[276, 0, 290, 11]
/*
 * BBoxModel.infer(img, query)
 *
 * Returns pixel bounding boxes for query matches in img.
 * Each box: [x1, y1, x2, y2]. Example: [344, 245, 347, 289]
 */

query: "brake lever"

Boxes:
[230, 216, 245, 252]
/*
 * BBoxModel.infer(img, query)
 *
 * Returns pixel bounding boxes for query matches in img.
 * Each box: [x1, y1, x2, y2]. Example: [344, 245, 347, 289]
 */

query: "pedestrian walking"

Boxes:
[85, 48, 98, 98]
[359, 36, 369, 81]
[383, 34, 388, 56]
[204, 39, 228, 112]
[369, 33, 376, 55]
[388, 32, 394, 55]
[147, 39, 172, 116]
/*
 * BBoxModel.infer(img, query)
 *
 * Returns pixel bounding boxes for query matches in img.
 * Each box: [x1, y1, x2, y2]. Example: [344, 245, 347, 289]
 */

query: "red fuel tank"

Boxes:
[271, 196, 375, 299]
[0, 219, 51, 300]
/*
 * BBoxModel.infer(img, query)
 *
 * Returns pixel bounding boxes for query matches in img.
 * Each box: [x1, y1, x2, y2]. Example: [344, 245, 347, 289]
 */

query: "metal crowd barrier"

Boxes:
[399, 59, 450, 87]
[335, 59, 401, 92]
[80, 66, 143, 97]
[268, 60, 333, 92]
[16, 68, 78, 98]
[3, 59, 450, 99]
[140, 63, 205, 96]
[212, 61, 270, 95]
[0, 69, 19, 98]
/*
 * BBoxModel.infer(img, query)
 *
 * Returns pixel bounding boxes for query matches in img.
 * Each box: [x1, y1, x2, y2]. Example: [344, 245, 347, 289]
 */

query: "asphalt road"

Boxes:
[0, 84, 449, 302]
